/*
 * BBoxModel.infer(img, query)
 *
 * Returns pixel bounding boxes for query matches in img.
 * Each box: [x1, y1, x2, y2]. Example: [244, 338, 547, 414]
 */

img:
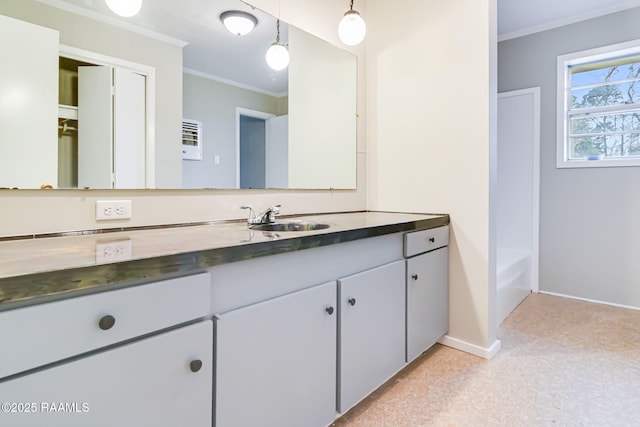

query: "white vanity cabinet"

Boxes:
[0, 273, 212, 427]
[337, 260, 406, 413]
[0, 216, 450, 427]
[0, 321, 213, 427]
[210, 226, 448, 424]
[215, 281, 338, 427]
[405, 226, 450, 363]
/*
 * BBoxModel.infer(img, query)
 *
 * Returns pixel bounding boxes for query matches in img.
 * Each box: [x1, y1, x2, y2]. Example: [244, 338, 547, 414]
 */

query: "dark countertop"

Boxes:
[0, 211, 449, 311]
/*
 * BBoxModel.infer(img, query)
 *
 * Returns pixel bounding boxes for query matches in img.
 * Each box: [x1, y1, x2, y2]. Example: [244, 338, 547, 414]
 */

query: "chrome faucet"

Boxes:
[241, 204, 281, 225]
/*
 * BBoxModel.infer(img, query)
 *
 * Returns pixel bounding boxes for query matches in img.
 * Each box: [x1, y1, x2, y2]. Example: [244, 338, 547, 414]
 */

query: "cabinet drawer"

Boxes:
[0, 272, 210, 379]
[404, 225, 449, 257]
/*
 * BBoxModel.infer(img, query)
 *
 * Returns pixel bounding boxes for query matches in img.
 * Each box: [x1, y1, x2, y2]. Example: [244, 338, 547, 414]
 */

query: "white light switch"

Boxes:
[214, 155, 220, 164]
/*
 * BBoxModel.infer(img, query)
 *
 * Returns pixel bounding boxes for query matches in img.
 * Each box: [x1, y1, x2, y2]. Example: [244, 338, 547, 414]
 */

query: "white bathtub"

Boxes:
[497, 248, 531, 326]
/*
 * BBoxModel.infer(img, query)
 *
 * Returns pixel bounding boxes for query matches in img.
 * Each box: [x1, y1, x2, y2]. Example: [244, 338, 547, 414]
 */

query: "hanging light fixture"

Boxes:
[105, 0, 143, 17]
[338, 0, 366, 46]
[220, 10, 258, 36]
[266, 19, 289, 71]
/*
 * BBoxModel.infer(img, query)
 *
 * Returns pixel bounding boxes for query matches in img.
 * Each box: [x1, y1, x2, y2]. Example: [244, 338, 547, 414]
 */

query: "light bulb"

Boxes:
[220, 11, 258, 36]
[266, 43, 290, 71]
[105, 0, 143, 17]
[338, 10, 366, 46]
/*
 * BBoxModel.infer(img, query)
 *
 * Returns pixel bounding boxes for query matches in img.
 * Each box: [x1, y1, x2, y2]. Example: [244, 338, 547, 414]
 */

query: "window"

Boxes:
[557, 40, 640, 168]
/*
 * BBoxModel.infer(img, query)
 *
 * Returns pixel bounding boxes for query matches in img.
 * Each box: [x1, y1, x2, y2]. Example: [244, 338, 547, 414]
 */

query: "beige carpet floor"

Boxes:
[332, 293, 640, 426]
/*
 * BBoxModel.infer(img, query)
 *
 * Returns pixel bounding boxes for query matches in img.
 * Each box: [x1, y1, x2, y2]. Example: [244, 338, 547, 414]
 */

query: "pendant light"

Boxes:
[105, 0, 143, 17]
[266, 19, 289, 71]
[220, 11, 258, 36]
[338, 0, 366, 46]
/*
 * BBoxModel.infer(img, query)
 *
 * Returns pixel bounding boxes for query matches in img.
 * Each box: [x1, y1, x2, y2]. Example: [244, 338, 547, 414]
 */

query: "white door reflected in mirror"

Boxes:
[78, 66, 146, 189]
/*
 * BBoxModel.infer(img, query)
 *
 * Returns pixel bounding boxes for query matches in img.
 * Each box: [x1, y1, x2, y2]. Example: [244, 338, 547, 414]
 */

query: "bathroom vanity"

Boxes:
[0, 211, 449, 427]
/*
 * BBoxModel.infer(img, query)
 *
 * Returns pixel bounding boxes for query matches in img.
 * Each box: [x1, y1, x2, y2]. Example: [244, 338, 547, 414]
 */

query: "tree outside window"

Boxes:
[557, 41, 640, 168]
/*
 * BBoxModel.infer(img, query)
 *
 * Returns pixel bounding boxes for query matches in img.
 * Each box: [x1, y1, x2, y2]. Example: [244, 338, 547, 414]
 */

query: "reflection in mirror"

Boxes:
[58, 56, 149, 190]
[0, 0, 356, 190]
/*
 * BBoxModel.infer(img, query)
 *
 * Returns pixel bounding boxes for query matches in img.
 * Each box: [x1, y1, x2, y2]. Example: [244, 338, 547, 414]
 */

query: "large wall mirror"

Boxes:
[0, 0, 357, 191]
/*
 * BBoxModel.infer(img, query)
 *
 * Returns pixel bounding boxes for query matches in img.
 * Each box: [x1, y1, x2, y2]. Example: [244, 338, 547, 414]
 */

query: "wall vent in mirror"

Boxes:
[182, 119, 203, 161]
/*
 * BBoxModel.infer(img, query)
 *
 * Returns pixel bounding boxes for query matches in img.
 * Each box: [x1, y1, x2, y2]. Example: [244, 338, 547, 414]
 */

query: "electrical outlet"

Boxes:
[96, 240, 132, 263]
[96, 200, 132, 221]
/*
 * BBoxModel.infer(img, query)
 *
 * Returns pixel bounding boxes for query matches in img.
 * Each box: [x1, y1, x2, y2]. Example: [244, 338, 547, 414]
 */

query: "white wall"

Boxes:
[288, 26, 357, 189]
[499, 7, 640, 309]
[0, 0, 367, 237]
[366, 0, 498, 352]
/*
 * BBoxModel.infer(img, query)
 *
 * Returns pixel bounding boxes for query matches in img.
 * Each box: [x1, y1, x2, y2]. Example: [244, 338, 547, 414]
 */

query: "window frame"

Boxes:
[557, 39, 640, 168]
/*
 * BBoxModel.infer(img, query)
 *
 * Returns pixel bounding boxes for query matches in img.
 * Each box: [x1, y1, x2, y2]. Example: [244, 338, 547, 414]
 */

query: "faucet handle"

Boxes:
[267, 204, 281, 223]
[240, 206, 256, 220]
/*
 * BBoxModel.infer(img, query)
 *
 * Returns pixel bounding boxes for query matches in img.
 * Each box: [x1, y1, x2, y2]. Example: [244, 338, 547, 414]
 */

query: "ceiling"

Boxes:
[38, 0, 289, 95]
[37, 0, 640, 92]
[498, 0, 640, 40]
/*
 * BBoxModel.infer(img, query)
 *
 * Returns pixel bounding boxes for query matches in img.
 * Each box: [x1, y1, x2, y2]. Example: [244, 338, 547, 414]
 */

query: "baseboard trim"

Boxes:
[438, 335, 502, 360]
[538, 291, 640, 312]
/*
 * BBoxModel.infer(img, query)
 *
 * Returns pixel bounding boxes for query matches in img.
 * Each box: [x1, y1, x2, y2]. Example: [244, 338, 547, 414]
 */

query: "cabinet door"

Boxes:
[338, 260, 405, 413]
[0, 321, 212, 427]
[215, 281, 337, 427]
[406, 247, 449, 362]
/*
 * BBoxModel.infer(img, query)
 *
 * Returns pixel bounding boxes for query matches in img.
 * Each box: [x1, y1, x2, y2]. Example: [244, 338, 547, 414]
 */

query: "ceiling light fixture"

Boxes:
[220, 10, 258, 36]
[338, 0, 366, 46]
[105, 0, 143, 18]
[266, 19, 289, 71]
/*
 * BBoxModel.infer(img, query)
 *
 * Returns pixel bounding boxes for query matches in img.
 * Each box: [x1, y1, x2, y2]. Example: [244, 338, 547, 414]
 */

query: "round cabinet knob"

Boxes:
[190, 360, 203, 373]
[348, 298, 357, 306]
[98, 315, 116, 330]
[411, 274, 419, 280]
[325, 306, 335, 315]
[429, 237, 436, 243]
